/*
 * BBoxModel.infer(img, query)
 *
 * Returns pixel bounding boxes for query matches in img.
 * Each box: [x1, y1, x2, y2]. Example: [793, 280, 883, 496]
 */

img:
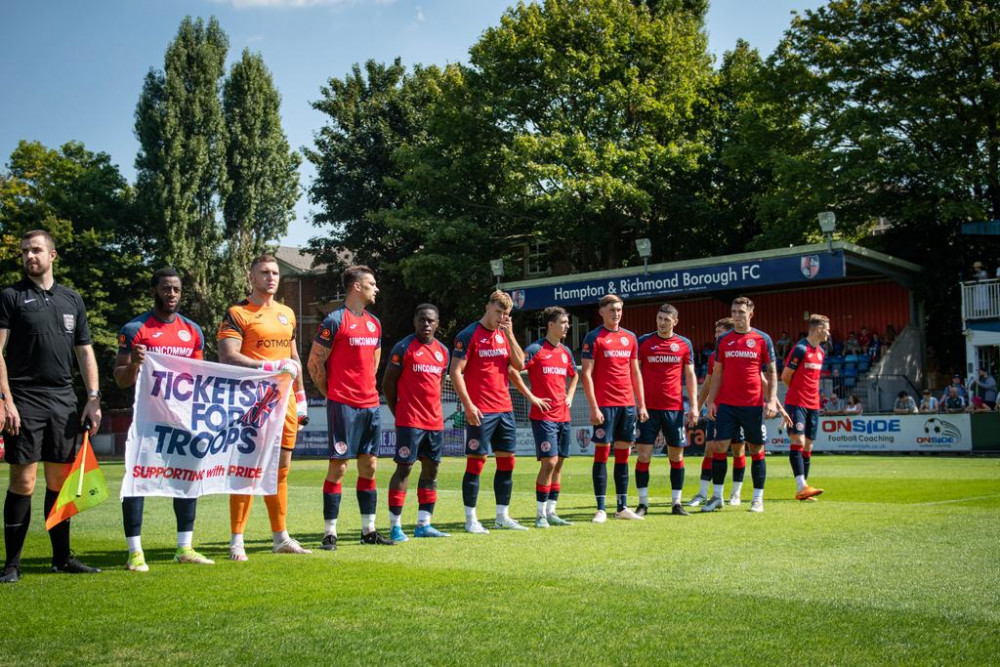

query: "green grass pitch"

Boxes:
[1, 455, 998, 665]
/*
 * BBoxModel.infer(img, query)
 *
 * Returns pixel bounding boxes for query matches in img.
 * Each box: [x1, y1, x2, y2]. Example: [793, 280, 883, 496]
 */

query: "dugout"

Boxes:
[500, 241, 923, 409]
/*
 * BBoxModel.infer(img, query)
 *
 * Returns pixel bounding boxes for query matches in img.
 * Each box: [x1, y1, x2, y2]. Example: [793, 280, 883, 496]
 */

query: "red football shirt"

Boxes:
[638, 332, 693, 411]
[389, 334, 449, 430]
[118, 311, 204, 359]
[314, 307, 381, 408]
[582, 326, 638, 408]
[453, 322, 512, 413]
[524, 338, 576, 422]
[784, 338, 825, 409]
[714, 328, 775, 407]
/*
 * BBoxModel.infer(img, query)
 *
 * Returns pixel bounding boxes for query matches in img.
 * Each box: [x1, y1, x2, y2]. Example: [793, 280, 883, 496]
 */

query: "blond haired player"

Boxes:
[218, 255, 310, 560]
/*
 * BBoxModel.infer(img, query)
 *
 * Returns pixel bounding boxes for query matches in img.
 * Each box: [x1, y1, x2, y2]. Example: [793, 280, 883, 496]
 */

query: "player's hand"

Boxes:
[81, 399, 101, 436]
[590, 407, 604, 426]
[529, 394, 551, 412]
[497, 315, 513, 337]
[130, 344, 146, 366]
[565, 395, 574, 409]
[765, 398, 780, 420]
[295, 390, 309, 429]
[778, 405, 793, 428]
[466, 404, 484, 427]
[2, 400, 17, 436]
[706, 401, 718, 420]
[262, 358, 299, 380]
[638, 407, 649, 423]
[686, 407, 699, 428]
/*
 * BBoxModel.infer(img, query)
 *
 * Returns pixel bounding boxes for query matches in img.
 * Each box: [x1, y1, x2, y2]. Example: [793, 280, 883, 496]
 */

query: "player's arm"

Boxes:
[508, 367, 551, 412]
[565, 371, 579, 408]
[307, 343, 330, 400]
[780, 366, 794, 387]
[0, 329, 13, 434]
[763, 361, 780, 419]
[684, 363, 699, 425]
[449, 356, 481, 426]
[218, 338, 259, 368]
[382, 363, 401, 416]
[630, 358, 648, 422]
[705, 359, 723, 419]
[74, 343, 102, 436]
[581, 359, 602, 425]
[502, 323, 525, 371]
[113, 346, 146, 389]
[290, 340, 306, 392]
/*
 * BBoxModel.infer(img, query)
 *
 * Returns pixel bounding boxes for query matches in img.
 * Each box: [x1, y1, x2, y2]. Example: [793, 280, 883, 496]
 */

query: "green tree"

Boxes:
[134, 16, 230, 330]
[465, 0, 714, 269]
[223, 49, 301, 281]
[770, 0, 1000, 365]
[135, 17, 300, 340]
[0, 140, 149, 405]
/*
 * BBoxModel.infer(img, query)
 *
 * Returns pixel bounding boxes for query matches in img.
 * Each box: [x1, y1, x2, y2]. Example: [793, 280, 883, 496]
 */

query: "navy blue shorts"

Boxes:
[637, 409, 686, 447]
[466, 411, 516, 456]
[591, 406, 636, 444]
[327, 400, 381, 459]
[785, 404, 820, 441]
[705, 419, 745, 443]
[394, 427, 443, 464]
[531, 420, 571, 459]
[715, 404, 765, 445]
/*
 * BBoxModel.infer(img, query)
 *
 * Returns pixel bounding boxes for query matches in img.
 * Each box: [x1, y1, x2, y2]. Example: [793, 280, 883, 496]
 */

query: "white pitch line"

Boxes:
[912, 494, 1000, 506]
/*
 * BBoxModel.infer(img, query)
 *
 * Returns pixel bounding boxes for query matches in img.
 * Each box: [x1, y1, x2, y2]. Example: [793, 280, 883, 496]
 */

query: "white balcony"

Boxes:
[962, 278, 1000, 321]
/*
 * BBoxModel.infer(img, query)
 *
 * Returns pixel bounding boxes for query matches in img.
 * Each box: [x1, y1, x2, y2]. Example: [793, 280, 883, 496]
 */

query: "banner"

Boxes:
[508, 252, 846, 311]
[121, 352, 292, 498]
[763, 413, 973, 453]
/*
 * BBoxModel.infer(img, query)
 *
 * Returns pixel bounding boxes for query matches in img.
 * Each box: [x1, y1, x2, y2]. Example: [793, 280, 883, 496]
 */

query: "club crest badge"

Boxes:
[468, 439, 480, 451]
[334, 441, 348, 455]
[398, 446, 411, 459]
[800, 254, 820, 279]
[63, 314, 75, 332]
[177, 329, 191, 342]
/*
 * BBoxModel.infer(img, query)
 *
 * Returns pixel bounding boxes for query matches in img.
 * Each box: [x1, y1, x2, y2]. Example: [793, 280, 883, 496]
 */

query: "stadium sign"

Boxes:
[764, 414, 972, 453]
[510, 253, 846, 310]
[121, 352, 291, 498]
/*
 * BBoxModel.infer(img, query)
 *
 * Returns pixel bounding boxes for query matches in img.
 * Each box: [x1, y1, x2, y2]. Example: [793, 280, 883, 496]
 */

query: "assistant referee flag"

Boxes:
[45, 432, 109, 530]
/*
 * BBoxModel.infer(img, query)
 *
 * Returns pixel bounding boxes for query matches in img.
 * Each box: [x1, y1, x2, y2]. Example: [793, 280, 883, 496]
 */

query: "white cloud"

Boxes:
[415, 5, 424, 22]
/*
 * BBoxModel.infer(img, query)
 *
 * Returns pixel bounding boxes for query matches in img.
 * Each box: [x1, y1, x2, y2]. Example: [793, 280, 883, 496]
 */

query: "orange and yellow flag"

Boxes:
[45, 432, 109, 530]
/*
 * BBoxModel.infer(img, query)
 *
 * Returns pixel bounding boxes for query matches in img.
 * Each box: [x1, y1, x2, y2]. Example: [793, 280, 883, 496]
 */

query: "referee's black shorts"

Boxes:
[4, 387, 80, 465]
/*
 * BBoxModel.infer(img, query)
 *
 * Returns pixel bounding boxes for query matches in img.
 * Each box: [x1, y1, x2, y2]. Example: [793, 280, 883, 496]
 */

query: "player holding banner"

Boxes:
[382, 304, 451, 541]
[509, 306, 578, 528]
[218, 255, 310, 560]
[115, 268, 213, 571]
[781, 314, 828, 501]
[581, 294, 647, 522]
[635, 304, 698, 517]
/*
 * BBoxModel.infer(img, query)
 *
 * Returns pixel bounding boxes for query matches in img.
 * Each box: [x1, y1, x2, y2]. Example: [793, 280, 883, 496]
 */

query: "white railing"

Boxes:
[961, 279, 1000, 321]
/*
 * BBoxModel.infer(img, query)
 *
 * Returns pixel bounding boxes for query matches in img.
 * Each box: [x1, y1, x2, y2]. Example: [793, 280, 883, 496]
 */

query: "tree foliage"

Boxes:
[0, 140, 148, 403]
[135, 17, 298, 337]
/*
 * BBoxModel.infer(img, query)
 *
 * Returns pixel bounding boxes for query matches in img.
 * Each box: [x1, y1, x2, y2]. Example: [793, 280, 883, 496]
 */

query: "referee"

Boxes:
[0, 230, 103, 583]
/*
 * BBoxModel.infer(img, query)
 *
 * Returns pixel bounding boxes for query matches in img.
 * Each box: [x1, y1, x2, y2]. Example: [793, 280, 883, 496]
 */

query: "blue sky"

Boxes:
[0, 0, 824, 248]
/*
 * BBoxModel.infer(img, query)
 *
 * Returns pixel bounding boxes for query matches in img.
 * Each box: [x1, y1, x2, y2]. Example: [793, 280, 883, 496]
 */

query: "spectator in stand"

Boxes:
[940, 374, 968, 403]
[845, 394, 863, 415]
[868, 333, 883, 361]
[969, 368, 997, 409]
[966, 396, 991, 412]
[857, 327, 872, 355]
[884, 325, 897, 348]
[823, 392, 845, 415]
[942, 386, 966, 413]
[893, 391, 918, 414]
[845, 331, 861, 356]
[918, 390, 938, 414]
[971, 261, 988, 281]
[775, 331, 792, 361]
